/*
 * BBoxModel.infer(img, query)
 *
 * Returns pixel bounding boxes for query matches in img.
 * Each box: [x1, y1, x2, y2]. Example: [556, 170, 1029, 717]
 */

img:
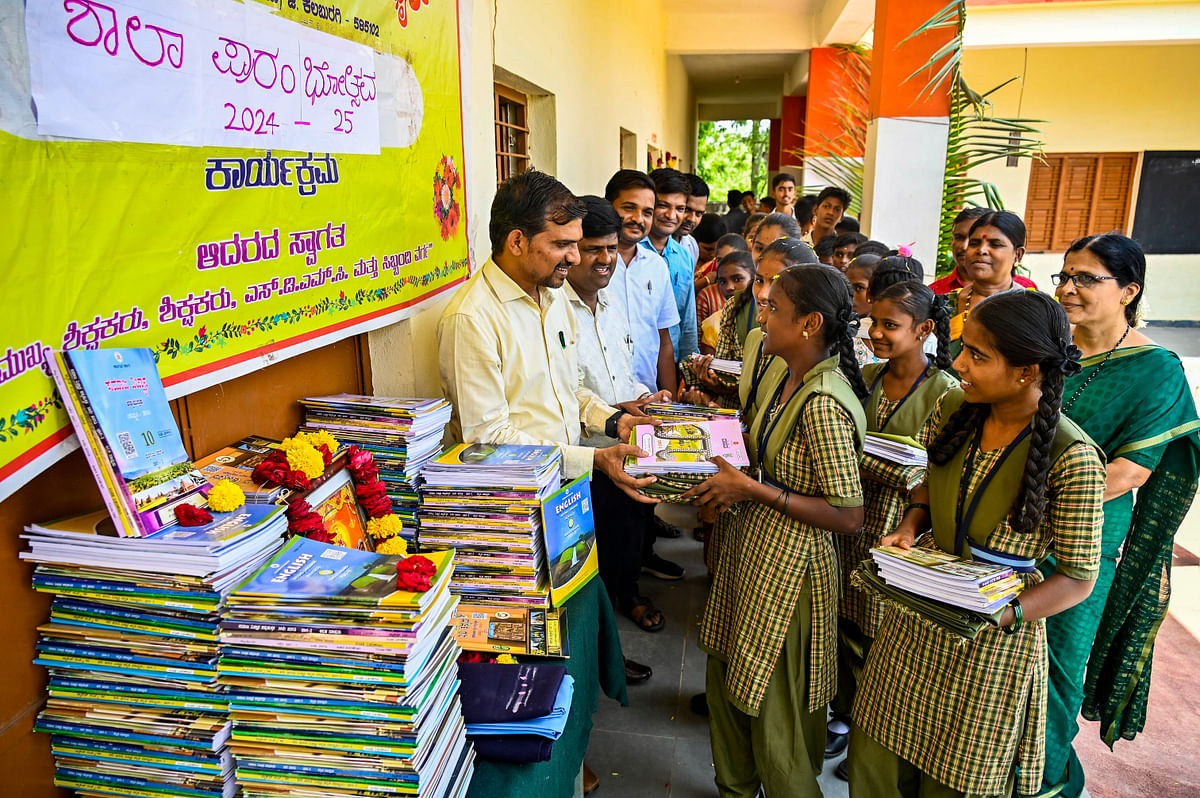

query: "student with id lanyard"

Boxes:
[683, 265, 869, 797]
[849, 290, 1105, 798]
[824, 280, 958, 781]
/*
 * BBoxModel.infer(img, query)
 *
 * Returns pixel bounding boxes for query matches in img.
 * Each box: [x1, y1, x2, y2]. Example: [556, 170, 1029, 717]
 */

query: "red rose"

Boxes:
[347, 446, 378, 480]
[306, 528, 336, 544]
[286, 500, 314, 519]
[458, 651, 495, 664]
[251, 459, 289, 487]
[395, 555, 436, 592]
[317, 444, 334, 467]
[285, 501, 326, 537]
[284, 470, 311, 491]
[174, 504, 213, 527]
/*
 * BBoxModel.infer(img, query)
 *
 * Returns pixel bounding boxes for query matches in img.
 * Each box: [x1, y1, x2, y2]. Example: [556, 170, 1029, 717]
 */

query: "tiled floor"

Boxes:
[584, 504, 848, 798]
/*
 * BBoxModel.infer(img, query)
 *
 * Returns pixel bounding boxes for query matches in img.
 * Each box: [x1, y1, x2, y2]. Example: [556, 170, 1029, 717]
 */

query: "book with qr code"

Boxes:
[49, 349, 207, 537]
[539, 475, 597, 606]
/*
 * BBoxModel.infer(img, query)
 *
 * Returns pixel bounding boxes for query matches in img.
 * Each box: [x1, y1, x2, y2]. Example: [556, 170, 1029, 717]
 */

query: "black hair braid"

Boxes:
[930, 294, 953, 372]
[1011, 368, 1064, 535]
[928, 402, 988, 466]
[836, 329, 870, 399]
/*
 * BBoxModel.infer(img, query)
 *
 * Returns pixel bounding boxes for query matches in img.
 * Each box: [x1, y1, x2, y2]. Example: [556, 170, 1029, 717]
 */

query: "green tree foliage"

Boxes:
[697, 119, 770, 202]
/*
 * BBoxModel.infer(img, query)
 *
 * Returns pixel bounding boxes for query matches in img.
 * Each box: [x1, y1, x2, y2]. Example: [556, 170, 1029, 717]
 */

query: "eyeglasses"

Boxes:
[1050, 272, 1120, 288]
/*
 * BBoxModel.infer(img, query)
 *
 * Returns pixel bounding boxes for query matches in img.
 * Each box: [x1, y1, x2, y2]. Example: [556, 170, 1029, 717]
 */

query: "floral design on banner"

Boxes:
[0, 394, 64, 443]
[433, 155, 461, 241]
[395, 0, 431, 29]
[151, 258, 468, 363]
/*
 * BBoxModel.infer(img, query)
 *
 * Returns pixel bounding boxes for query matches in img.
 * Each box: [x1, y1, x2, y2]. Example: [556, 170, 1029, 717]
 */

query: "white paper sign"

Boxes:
[25, 0, 382, 155]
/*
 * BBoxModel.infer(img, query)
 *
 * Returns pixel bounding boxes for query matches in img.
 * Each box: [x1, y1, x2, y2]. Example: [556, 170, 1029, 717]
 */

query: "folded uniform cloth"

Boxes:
[466, 675, 575, 739]
[458, 663, 566, 723]
[852, 560, 1005, 641]
[470, 733, 555, 764]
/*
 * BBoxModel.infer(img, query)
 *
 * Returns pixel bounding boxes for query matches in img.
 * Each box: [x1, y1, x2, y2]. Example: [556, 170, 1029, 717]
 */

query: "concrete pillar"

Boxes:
[802, 46, 868, 195]
[859, 0, 954, 272]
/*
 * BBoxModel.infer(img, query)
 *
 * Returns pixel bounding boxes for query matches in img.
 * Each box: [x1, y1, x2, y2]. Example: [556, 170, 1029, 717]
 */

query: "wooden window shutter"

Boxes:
[1025, 156, 1062, 251]
[1090, 153, 1136, 235]
[1025, 152, 1136, 252]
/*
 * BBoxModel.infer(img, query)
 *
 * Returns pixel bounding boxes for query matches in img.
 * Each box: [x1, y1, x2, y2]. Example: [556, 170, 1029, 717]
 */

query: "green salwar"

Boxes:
[707, 580, 825, 798]
[1039, 345, 1200, 797]
[849, 725, 1014, 798]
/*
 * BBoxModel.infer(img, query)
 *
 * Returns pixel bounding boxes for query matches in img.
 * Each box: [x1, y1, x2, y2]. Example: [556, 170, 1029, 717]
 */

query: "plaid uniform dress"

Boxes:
[710, 297, 755, 411]
[837, 394, 905, 636]
[853, 396, 1105, 796]
[700, 385, 864, 716]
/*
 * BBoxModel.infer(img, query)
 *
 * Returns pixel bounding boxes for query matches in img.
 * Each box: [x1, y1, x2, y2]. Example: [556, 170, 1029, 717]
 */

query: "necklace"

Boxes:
[962, 279, 1016, 318]
[1063, 325, 1130, 413]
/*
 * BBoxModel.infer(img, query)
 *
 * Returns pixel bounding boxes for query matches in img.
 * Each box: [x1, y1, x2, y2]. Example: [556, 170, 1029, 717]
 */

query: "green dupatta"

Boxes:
[1074, 346, 1200, 745]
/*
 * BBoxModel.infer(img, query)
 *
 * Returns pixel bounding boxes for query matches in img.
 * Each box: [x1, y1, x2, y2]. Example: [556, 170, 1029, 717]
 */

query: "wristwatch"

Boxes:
[605, 409, 627, 439]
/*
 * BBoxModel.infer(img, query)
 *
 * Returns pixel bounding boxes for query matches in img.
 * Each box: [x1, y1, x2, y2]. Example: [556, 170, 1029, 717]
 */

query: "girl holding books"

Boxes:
[848, 290, 1105, 798]
[825, 280, 958, 779]
[1041, 234, 1200, 797]
[684, 265, 869, 797]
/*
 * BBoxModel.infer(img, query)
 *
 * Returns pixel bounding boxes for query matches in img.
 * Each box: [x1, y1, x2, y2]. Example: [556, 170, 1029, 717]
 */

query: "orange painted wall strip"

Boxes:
[869, 0, 955, 119]
[805, 47, 868, 158]
[780, 96, 806, 168]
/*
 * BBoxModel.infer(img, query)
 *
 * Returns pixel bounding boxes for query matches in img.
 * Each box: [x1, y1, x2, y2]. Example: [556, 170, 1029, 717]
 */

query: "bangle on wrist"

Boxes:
[772, 488, 786, 511]
[904, 502, 931, 516]
[1001, 598, 1024, 634]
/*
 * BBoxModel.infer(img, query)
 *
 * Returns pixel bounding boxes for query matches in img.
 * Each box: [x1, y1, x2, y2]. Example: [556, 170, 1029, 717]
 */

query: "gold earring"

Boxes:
[802, 331, 809, 339]
[1019, 378, 1026, 384]
[1121, 299, 1130, 305]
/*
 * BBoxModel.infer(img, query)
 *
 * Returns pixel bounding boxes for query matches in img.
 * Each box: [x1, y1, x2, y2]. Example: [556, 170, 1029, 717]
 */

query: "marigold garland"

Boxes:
[375, 536, 409, 557]
[207, 480, 246, 512]
[366, 514, 403, 541]
[495, 654, 518, 665]
[279, 437, 326, 479]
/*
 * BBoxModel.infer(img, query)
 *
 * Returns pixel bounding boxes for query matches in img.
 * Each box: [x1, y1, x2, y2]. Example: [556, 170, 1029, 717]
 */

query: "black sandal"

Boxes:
[623, 596, 665, 632]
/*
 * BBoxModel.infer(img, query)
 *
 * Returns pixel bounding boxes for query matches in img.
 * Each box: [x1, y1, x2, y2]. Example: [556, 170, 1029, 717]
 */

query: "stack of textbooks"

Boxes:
[299, 395, 454, 538]
[23, 504, 288, 798]
[643, 402, 740, 422]
[48, 347, 208, 537]
[869, 546, 1022, 612]
[195, 436, 289, 504]
[625, 419, 749, 501]
[864, 432, 928, 467]
[419, 444, 563, 608]
[219, 537, 473, 798]
[708, 358, 743, 377]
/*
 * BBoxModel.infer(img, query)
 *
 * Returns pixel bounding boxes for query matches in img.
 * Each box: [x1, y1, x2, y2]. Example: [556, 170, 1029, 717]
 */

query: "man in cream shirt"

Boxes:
[437, 169, 655, 498]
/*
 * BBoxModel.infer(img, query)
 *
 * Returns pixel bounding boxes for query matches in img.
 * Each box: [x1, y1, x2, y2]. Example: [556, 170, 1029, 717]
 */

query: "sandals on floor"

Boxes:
[623, 597, 665, 632]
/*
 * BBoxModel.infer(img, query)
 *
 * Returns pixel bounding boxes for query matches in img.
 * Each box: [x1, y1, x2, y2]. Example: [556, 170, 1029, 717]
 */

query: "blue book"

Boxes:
[541, 476, 598, 606]
[229, 537, 453, 610]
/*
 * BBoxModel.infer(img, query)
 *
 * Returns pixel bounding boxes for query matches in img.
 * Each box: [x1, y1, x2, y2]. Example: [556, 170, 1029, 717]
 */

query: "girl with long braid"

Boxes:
[683, 265, 868, 797]
[825, 280, 959, 780]
[849, 290, 1106, 798]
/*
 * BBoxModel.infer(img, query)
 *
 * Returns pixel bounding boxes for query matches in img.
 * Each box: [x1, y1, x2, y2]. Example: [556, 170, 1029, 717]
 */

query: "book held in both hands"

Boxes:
[624, 419, 750, 502]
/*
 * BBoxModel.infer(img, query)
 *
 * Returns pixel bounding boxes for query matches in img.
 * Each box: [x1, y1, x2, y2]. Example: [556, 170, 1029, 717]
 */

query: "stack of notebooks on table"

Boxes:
[643, 402, 740, 422]
[855, 546, 1024, 640]
[299, 395, 454, 541]
[457, 663, 573, 764]
[418, 444, 563, 608]
[219, 537, 473, 798]
[23, 504, 288, 798]
[48, 346, 209, 537]
[625, 418, 750, 501]
[864, 432, 928, 467]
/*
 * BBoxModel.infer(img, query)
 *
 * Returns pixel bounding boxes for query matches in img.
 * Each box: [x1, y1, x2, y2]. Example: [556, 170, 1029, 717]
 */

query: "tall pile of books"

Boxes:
[23, 504, 288, 798]
[419, 444, 563, 608]
[299, 395, 453, 543]
[219, 537, 473, 798]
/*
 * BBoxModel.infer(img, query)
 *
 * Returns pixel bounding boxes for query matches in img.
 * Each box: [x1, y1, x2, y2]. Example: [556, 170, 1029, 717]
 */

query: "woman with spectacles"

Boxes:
[1041, 233, 1200, 798]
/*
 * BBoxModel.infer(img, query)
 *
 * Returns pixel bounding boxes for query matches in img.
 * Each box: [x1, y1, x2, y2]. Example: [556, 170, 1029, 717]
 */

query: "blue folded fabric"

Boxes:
[465, 675, 574, 740]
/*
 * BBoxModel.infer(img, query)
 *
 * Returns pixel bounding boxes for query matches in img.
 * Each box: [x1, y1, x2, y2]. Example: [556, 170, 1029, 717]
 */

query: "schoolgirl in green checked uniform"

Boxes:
[827, 280, 959, 764]
[849, 291, 1106, 798]
[683, 265, 869, 797]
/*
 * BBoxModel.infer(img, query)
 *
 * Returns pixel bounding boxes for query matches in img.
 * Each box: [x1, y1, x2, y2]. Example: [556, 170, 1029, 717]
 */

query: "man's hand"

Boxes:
[614, 409, 659, 442]
[680, 456, 755, 513]
[594, 444, 659, 504]
[678, 386, 718, 408]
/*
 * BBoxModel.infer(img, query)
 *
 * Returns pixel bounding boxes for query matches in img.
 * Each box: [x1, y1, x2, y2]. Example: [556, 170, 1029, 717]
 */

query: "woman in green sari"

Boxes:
[1042, 233, 1200, 797]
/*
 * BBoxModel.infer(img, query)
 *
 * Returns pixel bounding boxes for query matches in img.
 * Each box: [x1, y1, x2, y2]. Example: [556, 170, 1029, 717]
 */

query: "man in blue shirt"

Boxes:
[640, 168, 698, 364]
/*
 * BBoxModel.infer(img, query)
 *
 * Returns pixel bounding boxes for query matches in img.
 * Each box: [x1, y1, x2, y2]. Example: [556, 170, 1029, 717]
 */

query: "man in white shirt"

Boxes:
[605, 170, 680, 394]
[565, 196, 674, 638]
